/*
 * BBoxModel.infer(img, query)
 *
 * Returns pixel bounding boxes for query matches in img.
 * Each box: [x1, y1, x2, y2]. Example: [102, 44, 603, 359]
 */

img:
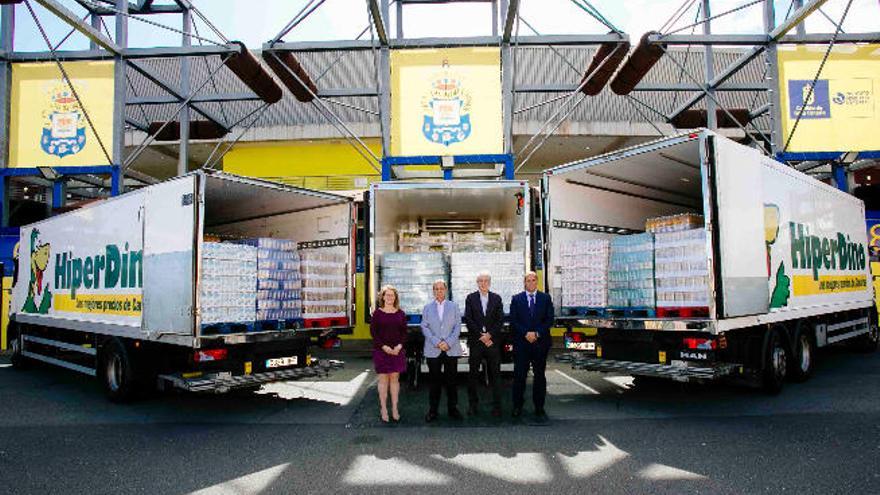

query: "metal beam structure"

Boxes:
[664, 0, 839, 128]
[0, 0, 267, 224]
[34, 0, 121, 54]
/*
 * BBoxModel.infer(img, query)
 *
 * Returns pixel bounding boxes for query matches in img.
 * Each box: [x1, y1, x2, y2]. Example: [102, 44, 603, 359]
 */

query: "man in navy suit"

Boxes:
[509, 271, 554, 421]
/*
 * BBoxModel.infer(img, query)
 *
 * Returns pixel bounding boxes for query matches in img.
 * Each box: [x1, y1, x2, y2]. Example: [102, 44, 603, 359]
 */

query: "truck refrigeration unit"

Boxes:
[8, 171, 356, 401]
[545, 130, 878, 392]
[366, 180, 537, 383]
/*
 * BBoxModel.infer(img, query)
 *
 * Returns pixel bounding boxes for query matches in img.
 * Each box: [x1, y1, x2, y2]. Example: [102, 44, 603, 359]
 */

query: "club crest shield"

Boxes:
[421, 60, 472, 147]
[41, 83, 87, 158]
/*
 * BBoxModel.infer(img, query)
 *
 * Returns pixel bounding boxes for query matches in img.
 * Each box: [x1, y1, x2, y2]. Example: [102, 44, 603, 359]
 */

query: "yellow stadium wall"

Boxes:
[222, 139, 382, 185]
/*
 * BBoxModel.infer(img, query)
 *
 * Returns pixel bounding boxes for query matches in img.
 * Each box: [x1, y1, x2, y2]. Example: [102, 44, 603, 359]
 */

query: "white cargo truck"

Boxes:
[545, 130, 878, 392]
[8, 170, 355, 401]
[366, 180, 536, 379]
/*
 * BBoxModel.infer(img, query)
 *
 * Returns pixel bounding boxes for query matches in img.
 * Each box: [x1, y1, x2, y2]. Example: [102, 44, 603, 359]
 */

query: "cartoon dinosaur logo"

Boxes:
[21, 229, 52, 314]
[764, 204, 790, 309]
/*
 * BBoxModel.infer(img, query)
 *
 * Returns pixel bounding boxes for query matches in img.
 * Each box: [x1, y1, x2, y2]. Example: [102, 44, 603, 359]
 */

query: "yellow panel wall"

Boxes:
[222, 139, 382, 180]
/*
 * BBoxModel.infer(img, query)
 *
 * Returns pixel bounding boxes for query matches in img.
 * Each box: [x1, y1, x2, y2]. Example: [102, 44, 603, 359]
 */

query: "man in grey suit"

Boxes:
[421, 279, 463, 422]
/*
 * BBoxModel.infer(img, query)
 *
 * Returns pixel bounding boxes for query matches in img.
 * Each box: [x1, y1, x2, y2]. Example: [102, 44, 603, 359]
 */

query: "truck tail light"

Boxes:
[566, 331, 587, 343]
[683, 337, 716, 350]
[194, 349, 228, 362]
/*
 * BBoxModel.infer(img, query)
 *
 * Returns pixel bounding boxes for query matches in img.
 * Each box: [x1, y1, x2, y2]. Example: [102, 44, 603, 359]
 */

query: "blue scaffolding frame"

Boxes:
[381, 154, 514, 181]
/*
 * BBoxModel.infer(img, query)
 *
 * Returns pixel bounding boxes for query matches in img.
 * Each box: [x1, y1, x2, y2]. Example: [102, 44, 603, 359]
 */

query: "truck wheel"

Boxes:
[9, 327, 29, 370]
[100, 340, 139, 402]
[788, 327, 814, 383]
[762, 329, 787, 394]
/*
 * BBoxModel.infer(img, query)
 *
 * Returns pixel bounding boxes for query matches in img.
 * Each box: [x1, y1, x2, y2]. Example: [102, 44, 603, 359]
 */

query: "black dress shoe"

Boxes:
[534, 408, 548, 422]
[448, 408, 464, 421]
[467, 404, 479, 416]
[512, 407, 522, 418]
[491, 407, 502, 418]
[425, 411, 438, 423]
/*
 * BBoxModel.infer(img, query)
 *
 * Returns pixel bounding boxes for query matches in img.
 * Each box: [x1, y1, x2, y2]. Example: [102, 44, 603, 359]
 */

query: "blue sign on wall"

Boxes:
[789, 79, 831, 119]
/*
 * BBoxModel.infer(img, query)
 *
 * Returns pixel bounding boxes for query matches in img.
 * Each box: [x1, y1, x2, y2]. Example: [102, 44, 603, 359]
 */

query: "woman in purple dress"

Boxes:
[371, 285, 408, 423]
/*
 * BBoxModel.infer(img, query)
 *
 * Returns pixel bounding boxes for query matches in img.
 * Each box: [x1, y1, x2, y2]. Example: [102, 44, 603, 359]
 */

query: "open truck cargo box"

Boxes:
[12, 170, 356, 349]
[543, 130, 874, 334]
[367, 180, 533, 320]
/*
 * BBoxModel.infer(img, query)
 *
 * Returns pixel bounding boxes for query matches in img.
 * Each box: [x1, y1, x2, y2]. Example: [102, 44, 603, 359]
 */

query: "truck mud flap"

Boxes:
[160, 360, 344, 393]
[557, 352, 739, 382]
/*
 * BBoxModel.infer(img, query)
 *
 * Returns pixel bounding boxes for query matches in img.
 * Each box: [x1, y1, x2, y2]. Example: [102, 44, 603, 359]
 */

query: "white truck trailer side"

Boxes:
[544, 131, 878, 392]
[8, 171, 356, 401]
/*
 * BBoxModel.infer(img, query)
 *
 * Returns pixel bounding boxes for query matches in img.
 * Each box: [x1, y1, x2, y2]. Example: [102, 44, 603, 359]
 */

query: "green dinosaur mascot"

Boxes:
[22, 229, 52, 314]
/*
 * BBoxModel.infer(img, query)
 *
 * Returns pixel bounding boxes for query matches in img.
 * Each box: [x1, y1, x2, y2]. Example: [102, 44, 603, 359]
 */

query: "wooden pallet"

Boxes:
[254, 319, 304, 331]
[561, 306, 608, 318]
[200, 322, 255, 336]
[606, 307, 657, 318]
[302, 316, 350, 329]
[656, 306, 710, 318]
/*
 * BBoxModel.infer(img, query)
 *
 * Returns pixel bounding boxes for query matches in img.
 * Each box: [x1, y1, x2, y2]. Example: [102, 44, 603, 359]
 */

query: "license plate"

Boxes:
[266, 356, 298, 368]
[460, 339, 469, 357]
[566, 341, 596, 351]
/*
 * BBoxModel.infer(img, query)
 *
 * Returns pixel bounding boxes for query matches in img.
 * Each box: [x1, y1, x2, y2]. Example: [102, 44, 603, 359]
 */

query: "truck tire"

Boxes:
[854, 317, 879, 353]
[762, 328, 787, 394]
[788, 325, 815, 383]
[100, 339, 139, 403]
[9, 326, 29, 370]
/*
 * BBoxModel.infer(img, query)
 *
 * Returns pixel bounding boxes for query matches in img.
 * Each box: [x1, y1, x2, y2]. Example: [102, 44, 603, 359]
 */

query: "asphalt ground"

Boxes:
[1, 345, 879, 494]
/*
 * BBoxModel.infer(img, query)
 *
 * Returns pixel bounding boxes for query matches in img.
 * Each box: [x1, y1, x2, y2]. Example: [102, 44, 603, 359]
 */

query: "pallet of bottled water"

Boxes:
[608, 233, 655, 308]
[654, 228, 710, 309]
[200, 242, 257, 328]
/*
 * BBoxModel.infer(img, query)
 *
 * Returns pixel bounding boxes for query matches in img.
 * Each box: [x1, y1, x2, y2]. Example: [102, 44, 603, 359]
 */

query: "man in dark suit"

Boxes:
[463, 271, 505, 417]
[509, 271, 554, 421]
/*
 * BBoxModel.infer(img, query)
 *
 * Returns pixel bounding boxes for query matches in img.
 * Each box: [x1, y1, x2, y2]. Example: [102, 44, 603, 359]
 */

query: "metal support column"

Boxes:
[112, 0, 127, 194]
[90, 12, 100, 49]
[396, 0, 403, 39]
[702, 0, 717, 130]
[51, 180, 66, 209]
[178, 6, 191, 176]
[764, 0, 783, 155]
[832, 163, 848, 192]
[491, 0, 498, 36]
[0, 4, 14, 227]
[793, 0, 806, 36]
[378, 0, 391, 157]
[500, 0, 514, 156]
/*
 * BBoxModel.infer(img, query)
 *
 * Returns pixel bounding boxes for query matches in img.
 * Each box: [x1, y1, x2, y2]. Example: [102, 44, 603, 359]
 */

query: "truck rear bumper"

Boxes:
[557, 352, 740, 382]
[160, 360, 344, 393]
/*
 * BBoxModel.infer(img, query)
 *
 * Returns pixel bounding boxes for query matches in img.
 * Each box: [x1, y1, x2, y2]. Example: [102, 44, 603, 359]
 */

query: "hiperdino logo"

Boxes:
[789, 222, 868, 296]
[790, 222, 867, 280]
[54, 243, 143, 298]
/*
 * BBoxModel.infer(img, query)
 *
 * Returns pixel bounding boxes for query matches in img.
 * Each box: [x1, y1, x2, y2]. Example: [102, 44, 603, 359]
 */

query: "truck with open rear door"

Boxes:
[544, 130, 878, 392]
[8, 170, 355, 401]
[366, 180, 536, 383]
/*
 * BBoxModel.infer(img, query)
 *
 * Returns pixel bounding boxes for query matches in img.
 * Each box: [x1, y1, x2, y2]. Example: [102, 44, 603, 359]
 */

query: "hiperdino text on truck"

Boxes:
[13, 192, 144, 327]
[764, 165, 870, 313]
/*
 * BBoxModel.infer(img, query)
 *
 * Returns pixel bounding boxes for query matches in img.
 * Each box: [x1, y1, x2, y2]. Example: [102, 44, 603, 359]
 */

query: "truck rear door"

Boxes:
[706, 134, 770, 318]
[142, 175, 198, 337]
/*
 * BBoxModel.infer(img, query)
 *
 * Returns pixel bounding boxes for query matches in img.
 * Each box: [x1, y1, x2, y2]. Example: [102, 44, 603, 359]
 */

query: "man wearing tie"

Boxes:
[509, 271, 555, 421]
[463, 271, 504, 417]
[421, 279, 463, 422]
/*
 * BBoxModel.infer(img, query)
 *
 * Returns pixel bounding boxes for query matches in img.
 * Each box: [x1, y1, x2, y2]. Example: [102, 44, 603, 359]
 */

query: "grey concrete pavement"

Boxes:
[0, 346, 878, 494]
